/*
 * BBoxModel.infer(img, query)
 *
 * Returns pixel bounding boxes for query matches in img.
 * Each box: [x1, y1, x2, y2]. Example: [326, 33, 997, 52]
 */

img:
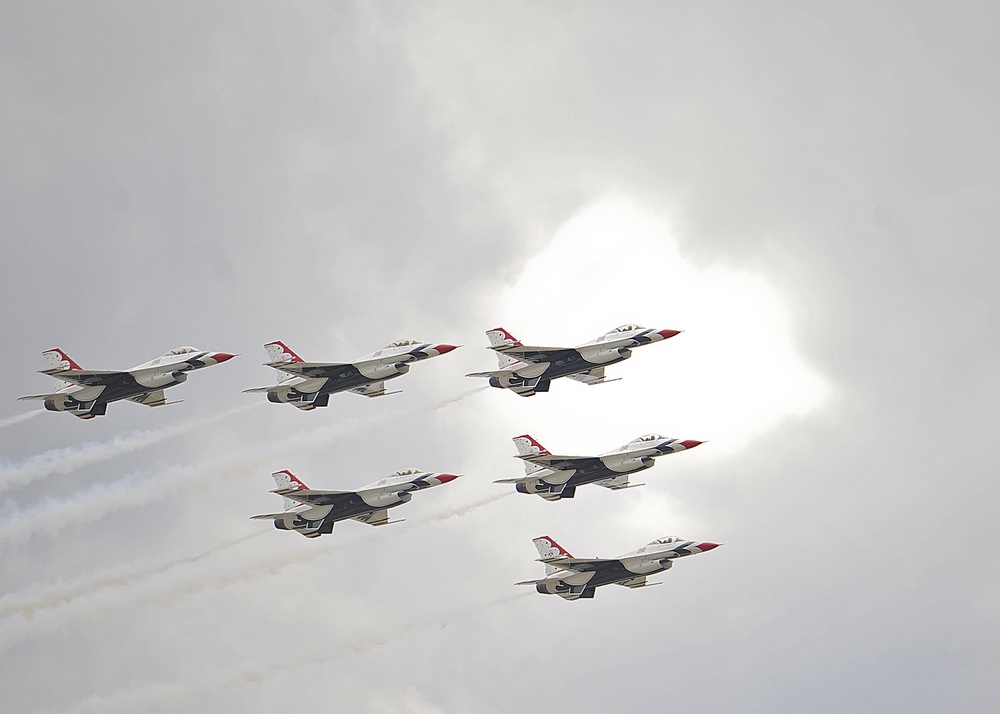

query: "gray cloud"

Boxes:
[1, 2, 996, 713]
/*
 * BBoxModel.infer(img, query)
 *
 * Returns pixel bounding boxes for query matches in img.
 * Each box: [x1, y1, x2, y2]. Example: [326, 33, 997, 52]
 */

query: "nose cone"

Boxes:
[433, 344, 460, 355]
[657, 329, 681, 340]
[211, 352, 237, 363]
[697, 542, 721, 552]
[680, 440, 703, 449]
[434, 473, 462, 484]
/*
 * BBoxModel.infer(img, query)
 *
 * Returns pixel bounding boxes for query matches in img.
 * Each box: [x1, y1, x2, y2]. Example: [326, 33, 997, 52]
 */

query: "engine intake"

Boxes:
[358, 362, 410, 380]
[362, 490, 413, 508]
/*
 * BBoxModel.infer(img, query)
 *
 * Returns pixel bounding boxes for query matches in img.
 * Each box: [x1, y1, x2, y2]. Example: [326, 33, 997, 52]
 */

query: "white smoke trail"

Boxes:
[0, 411, 42, 430]
[0, 532, 266, 621]
[0, 403, 260, 495]
[0, 488, 513, 655]
[45, 591, 533, 714]
[0, 389, 482, 548]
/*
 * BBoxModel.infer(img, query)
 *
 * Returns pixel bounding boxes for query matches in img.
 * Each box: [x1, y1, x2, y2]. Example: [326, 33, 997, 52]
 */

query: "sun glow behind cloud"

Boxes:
[482, 197, 831, 462]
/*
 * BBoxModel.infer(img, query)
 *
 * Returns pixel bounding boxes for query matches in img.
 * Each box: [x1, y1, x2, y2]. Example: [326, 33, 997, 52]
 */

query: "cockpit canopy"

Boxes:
[385, 339, 420, 349]
[650, 536, 683, 545]
[391, 468, 422, 477]
[609, 324, 644, 334]
[620, 434, 665, 451]
[163, 346, 199, 357]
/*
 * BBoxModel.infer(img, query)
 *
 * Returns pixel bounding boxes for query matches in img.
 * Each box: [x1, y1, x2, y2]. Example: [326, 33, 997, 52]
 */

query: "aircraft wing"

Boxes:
[518, 454, 603, 471]
[592, 474, 644, 491]
[491, 345, 578, 363]
[617, 576, 659, 589]
[41, 369, 130, 387]
[348, 381, 401, 398]
[567, 367, 620, 386]
[351, 509, 403, 526]
[267, 361, 356, 380]
[537, 557, 621, 573]
[279, 489, 355, 507]
[127, 390, 180, 407]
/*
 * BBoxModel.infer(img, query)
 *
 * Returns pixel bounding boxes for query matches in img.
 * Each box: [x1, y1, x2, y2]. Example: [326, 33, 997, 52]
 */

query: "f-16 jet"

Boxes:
[251, 468, 461, 538]
[467, 324, 681, 397]
[496, 433, 702, 500]
[244, 340, 459, 410]
[518, 535, 721, 601]
[18, 347, 236, 419]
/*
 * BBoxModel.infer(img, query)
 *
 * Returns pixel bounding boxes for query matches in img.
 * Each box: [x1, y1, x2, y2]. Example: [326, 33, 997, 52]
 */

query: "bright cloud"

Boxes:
[482, 197, 831, 458]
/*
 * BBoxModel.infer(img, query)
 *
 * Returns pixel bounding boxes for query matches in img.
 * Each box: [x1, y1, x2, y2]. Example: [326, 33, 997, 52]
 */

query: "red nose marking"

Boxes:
[212, 353, 237, 363]
[680, 440, 703, 449]
[434, 344, 460, 354]
[697, 542, 720, 552]
[657, 329, 681, 339]
[435, 473, 461, 483]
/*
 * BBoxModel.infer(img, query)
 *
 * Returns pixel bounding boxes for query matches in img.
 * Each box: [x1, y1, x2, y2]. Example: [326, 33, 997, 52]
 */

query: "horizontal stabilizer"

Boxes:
[17, 394, 56, 401]
[494, 476, 536, 484]
[515, 577, 556, 586]
[242, 386, 273, 394]
[250, 512, 287, 520]
[466, 369, 507, 378]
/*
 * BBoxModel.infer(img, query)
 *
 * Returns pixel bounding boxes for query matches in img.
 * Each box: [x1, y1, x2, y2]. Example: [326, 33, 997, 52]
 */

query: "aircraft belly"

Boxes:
[587, 563, 643, 587]
[95, 377, 157, 404]
[326, 496, 379, 522]
[322, 368, 381, 394]
[540, 356, 590, 380]
[564, 462, 644, 487]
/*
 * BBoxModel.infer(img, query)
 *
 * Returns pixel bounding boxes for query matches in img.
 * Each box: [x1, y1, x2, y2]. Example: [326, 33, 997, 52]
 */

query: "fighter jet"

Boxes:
[466, 324, 680, 396]
[18, 347, 236, 419]
[251, 468, 461, 538]
[244, 339, 459, 410]
[518, 535, 721, 601]
[495, 433, 702, 500]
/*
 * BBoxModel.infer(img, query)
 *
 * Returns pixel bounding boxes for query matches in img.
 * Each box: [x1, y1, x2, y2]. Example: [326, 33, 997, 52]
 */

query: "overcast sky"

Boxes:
[1, 2, 997, 712]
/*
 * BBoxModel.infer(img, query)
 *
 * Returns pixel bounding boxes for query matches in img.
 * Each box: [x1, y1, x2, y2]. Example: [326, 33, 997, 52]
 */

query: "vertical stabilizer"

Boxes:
[487, 328, 523, 369]
[41, 348, 82, 389]
[264, 342, 304, 385]
[486, 328, 522, 349]
[264, 341, 304, 365]
[42, 348, 82, 371]
[513, 434, 551, 476]
[533, 535, 573, 576]
[271, 469, 309, 511]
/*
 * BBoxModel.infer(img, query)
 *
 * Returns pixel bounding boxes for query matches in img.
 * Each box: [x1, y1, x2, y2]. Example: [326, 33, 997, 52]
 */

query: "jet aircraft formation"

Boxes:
[18, 325, 721, 600]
